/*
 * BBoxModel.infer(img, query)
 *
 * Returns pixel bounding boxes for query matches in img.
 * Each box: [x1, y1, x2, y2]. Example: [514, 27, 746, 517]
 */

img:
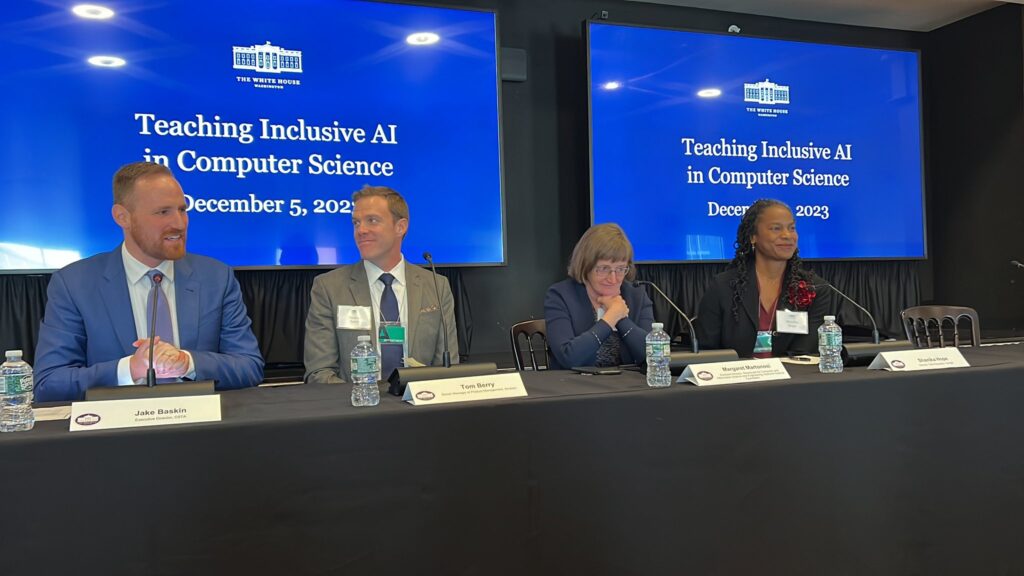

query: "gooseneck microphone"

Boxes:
[422, 251, 451, 368]
[817, 282, 880, 345]
[147, 272, 163, 387]
[633, 280, 698, 353]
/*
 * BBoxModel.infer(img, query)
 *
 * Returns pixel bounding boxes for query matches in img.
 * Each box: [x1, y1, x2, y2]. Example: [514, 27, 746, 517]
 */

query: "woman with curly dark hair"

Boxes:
[696, 199, 834, 358]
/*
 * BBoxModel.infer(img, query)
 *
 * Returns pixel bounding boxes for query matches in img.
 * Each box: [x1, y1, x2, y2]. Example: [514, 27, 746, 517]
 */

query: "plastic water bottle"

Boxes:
[350, 335, 380, 407]
[818, 315, 844, 374]
[646, 322, 672, 388]
[1, 350, 35, 432]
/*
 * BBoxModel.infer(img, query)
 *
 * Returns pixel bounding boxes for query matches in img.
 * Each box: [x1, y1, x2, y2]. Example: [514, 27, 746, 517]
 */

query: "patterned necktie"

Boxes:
[146, 269, 175, 346]
[378, 272, 402, 381]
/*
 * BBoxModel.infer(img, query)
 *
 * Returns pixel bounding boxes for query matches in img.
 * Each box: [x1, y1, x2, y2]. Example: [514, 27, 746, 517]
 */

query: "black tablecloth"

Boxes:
[4, 346, 1024, 575]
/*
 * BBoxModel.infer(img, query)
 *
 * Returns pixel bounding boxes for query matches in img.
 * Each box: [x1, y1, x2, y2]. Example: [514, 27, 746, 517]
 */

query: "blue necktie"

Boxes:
[146, 269, 175, 346]
[379, 273, 402, 381]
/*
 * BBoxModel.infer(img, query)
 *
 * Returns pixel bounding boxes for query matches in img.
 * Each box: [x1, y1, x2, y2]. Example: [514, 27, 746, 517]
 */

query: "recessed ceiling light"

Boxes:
[697, 88, 722, 98]
[602, 81, 621, 90]
[72, 4, 115, 19]
[406, 32, 440, 46]
[87, 55, 126, 67]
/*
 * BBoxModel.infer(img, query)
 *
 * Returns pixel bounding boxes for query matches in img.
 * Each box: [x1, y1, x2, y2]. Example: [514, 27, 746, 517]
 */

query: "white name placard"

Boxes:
[69, 394, 222, 432]
[868, 347, 970, 372]
[679, 358, 791, 386]
[402, 372, 527, 406]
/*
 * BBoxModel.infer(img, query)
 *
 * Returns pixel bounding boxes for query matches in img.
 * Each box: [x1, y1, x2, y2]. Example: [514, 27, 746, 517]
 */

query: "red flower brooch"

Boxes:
[788, 280, 816, 310]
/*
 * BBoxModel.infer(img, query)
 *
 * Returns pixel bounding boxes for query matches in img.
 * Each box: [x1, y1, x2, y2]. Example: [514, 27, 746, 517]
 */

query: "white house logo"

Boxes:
[744, 79, 790, 105]
[891, 360, 906, 370]
[697, 371, 715, 381]
[233, 41, 303, 74]
[75, 413, 101, 426]
[415, 391, 436, 401]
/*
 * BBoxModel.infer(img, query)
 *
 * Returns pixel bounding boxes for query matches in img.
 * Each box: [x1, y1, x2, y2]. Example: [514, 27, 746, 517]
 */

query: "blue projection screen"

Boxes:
[0, 0, 504, 270]
[588, 22, 925, 261]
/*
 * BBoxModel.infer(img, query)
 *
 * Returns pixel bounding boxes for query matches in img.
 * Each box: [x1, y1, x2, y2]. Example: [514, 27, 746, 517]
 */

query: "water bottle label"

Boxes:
[4, 375, 30, 395]
[645, 342, 670, 358]
[819, 332, 842, 347]
[350, 356, 378, 374]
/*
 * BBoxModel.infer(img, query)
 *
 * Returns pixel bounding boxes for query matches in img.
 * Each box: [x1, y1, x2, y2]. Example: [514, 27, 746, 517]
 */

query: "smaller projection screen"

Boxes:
[0, 0, 504, 270]
[588, 22, 926, 262]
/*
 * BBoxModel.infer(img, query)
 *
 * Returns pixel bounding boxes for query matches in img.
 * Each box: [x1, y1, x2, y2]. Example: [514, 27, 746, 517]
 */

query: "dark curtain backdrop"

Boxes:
[1, 261, 916, 368]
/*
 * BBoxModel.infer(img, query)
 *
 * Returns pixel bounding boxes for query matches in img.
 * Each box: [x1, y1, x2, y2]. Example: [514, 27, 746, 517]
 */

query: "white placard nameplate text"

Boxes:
[679, 358, 791, 386]
[867, 347, 970, 372]
[402, 372, 527, 406]
[69, 394, 222, 432]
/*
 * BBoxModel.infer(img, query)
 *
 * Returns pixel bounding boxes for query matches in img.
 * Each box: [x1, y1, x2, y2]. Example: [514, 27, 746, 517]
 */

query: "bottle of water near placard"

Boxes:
[645, 322, 672, 388]
[350, 335, 381, 407]
[818, 315, 844, 374]
[0, 350, 35, 432]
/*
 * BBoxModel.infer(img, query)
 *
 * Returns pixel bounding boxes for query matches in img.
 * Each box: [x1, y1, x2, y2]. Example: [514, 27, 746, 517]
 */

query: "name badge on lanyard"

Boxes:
[776, 309, 809, 334]
[754, 330, 773, 354]
[378, 320, 406, 345]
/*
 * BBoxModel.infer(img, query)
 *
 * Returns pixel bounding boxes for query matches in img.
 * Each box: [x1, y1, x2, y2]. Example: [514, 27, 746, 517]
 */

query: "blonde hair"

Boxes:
[567, 223, 636, 283]
[113, 162, 174, 206]
[351, 185, 409, 223]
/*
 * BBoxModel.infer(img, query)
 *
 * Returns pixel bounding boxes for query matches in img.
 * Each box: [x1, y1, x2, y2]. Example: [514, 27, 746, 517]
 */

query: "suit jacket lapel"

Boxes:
[348, 263, 372, 306]
[406, 264, 423, 345]
[100, 248, 138, 355]
[741, 275, 759, 331]
[175, 256, 200, 350]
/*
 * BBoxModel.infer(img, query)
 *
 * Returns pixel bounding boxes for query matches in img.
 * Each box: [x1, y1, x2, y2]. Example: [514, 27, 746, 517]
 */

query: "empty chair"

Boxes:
[901, 305, 980, 348]
[510, 319, 549, 371]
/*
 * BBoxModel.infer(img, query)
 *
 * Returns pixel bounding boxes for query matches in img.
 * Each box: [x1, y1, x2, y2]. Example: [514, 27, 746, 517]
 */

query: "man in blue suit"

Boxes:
[34, 162, 264, 402]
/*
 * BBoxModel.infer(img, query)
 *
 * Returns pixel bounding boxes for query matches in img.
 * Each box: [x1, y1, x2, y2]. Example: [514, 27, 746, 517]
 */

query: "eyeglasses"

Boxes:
[593, 265, 630, 278]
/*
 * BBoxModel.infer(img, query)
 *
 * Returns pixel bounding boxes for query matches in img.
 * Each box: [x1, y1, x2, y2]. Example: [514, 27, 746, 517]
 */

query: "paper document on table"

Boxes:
[33, 406, 72, 421]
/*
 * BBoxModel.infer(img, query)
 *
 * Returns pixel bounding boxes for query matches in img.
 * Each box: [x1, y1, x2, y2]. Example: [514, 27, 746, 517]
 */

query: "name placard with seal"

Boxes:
[402, 373, 527, 406]
[679, 358, 791, 386]
[69, 394, 222, 432]
[868, 348, 970, 372]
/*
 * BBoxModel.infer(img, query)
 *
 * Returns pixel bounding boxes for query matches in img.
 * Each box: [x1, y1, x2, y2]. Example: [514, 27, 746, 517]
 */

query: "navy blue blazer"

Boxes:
[544, 278, 655, 370]
[695, 267, 835, 358]
[34, 247, 264, 402]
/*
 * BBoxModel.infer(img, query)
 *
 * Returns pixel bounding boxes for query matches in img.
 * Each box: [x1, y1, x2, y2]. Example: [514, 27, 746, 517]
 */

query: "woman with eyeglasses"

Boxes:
[696, 199, 834, 358]
[544, 223, 654, 370]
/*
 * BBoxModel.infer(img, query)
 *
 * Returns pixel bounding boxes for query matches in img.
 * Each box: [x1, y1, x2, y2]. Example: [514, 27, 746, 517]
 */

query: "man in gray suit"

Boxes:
[304, 185, 459, 384]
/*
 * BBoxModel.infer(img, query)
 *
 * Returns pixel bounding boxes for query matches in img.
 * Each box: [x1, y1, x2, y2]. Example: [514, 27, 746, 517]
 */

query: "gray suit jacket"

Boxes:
[303, 261, 459, 384]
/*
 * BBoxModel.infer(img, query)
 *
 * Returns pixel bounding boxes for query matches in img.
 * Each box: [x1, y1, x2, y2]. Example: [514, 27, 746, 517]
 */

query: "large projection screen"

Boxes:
[0, 0, 505, 270]
[588, 22, 926, 262]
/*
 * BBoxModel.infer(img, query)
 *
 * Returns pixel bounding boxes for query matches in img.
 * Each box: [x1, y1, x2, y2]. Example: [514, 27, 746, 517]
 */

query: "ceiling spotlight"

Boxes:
[87, 55, 126, 67]
[72, 4, 115, 19]
[697, 88, 722, 98]
[406, 32, 440, 46]
[602, 81, 621, 90]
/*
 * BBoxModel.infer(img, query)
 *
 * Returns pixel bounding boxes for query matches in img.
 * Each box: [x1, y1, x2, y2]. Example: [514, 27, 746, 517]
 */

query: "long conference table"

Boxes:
[4, 345, 1024, 575]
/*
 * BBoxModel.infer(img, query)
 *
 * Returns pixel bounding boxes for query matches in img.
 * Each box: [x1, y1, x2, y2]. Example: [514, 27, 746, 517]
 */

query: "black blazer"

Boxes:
[695, 267, 835, 358]
[544, 278, 655, 370]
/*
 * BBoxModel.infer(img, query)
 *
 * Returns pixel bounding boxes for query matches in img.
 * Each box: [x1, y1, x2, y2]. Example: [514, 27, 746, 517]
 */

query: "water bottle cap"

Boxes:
[824, 315, 836, 322]
[5, 350, 23, 358]
[651, 322, 664, 330]
[357, 335, 371, 342]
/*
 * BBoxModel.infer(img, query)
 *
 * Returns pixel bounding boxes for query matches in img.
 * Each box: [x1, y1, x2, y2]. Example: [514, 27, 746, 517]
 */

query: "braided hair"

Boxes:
[729, 199, 812, 322]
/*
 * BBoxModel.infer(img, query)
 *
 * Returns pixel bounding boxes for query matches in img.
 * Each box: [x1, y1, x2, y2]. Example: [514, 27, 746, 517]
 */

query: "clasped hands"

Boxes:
[597, 294, 630, 327]
[130, 336, 189, 380]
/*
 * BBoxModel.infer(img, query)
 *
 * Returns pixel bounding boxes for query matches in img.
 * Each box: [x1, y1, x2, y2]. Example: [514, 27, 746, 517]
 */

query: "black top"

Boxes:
[695, 266, 835, 358]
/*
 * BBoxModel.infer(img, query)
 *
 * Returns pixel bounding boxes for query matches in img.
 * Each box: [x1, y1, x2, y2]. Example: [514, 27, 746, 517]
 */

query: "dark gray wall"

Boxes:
[924, 3, 1024, 335]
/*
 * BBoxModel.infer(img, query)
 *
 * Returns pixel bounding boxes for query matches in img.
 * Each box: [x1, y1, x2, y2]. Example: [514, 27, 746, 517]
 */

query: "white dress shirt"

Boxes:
[116, 244, 195, 385]
[363, 255, 409, 359]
